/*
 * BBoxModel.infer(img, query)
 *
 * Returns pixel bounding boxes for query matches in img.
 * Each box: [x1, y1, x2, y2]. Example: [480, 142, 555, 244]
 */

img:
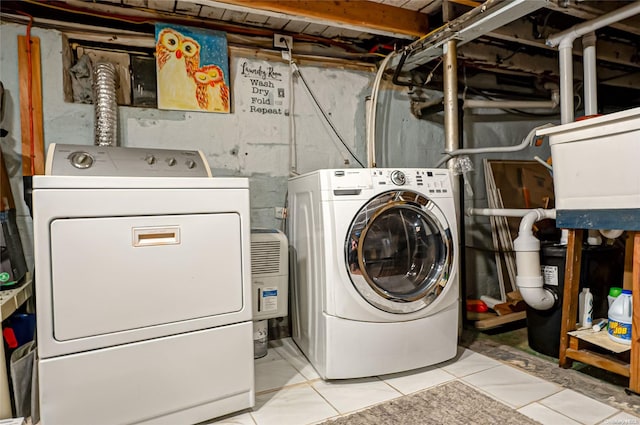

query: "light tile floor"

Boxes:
[206, 337, 640, 425]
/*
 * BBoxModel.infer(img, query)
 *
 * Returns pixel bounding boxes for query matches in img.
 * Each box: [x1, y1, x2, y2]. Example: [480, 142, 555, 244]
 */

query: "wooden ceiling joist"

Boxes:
[214, 0, 429, 38]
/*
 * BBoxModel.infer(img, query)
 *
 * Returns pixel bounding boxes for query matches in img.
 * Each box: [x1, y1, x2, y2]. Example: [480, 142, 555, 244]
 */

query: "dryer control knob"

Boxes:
[69, 151, 94, 169]
[145, 155, 157, 165]
[186, 159, 197, 169]
[390, 170, 407, 186]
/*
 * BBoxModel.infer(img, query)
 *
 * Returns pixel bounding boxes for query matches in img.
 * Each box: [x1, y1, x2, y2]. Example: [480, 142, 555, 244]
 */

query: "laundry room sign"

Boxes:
[235, 58, 289, 116]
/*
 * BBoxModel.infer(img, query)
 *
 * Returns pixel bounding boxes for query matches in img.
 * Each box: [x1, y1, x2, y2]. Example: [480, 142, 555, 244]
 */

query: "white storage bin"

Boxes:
[537, 107, 640, 211]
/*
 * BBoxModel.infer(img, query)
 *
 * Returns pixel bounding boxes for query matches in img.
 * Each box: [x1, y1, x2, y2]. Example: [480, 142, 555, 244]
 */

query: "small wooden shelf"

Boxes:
[566, 331, 630, 377]
[0, 275, 33, 321]
[568, 325, 630, 354]
[559, 230, 640, 395]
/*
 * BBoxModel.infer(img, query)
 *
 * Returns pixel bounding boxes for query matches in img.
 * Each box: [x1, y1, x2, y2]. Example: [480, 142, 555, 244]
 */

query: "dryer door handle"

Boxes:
[132, 226, 181, 247]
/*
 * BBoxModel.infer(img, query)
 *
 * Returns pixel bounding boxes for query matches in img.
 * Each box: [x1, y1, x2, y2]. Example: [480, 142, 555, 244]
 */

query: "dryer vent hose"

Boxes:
[93, 62, 118, 147]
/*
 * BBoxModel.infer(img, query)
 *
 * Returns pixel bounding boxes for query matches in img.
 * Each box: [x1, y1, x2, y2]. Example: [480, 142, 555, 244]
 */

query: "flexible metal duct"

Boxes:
[92, 62, 118, 146]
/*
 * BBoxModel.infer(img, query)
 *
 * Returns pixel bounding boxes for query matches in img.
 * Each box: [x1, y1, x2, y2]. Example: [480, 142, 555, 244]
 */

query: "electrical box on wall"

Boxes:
[273, 34, 293, 50]
[251, 228, 288, 320]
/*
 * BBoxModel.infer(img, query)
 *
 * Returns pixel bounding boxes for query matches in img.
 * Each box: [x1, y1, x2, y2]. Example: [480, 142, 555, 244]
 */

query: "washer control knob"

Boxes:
[390, 170, 407, 186]
[145, 155, 156, 165]
[69, 151, 94, 169]
[186, 159, 197, 169]
[167, 157, 177, 166]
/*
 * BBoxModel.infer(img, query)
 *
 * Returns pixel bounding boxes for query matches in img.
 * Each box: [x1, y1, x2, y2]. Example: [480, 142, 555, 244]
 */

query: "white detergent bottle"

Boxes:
[608, 289, 632, 345]
[579, 288, 593, 328]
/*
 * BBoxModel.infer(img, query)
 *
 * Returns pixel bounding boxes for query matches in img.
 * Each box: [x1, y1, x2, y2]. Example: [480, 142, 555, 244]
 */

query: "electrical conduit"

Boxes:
[285, 43, 298, 176]
[443, 40, 459, 186]
[435, 123, 554, 168]
[366, 51, 397, 168]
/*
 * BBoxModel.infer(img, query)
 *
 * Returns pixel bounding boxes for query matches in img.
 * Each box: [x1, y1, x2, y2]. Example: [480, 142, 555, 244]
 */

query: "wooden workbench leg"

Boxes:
[559, 229, 583, 368]
[629, 232, 640, 394]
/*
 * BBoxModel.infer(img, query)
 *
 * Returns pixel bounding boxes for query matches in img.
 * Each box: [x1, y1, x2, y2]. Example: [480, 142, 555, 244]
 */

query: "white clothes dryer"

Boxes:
[33, 144, 254, 425]
[288, 168, 459, 379]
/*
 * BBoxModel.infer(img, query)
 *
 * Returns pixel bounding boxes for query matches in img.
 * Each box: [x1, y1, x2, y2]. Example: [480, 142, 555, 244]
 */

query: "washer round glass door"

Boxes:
[345, 190, 453, 314]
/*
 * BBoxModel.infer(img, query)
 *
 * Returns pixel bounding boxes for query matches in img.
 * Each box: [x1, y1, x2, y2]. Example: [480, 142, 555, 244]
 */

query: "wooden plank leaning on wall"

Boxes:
[18, 35, 45, 177]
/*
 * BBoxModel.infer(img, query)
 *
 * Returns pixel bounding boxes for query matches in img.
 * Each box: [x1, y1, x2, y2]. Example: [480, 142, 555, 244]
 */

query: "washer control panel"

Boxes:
[46, 143, 211, 177]
[371, 169, 452, 194]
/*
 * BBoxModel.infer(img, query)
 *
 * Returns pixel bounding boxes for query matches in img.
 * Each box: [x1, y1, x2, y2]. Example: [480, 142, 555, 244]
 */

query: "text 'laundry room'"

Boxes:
[0, 1, 639, 424]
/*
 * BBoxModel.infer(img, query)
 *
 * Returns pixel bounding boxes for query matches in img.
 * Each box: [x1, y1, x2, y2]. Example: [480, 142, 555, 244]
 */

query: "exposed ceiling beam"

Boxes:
[208, 0, 429, 38]
[447, 0, 481, 8]
[420, 0, 444, 15]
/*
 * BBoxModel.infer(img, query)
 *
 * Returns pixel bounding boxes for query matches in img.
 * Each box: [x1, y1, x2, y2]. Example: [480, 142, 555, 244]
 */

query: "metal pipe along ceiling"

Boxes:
[443, 41, 459, 167]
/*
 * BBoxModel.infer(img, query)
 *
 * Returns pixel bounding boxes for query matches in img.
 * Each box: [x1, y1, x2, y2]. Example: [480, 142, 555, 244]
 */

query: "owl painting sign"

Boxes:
[155, 24, 230, 113]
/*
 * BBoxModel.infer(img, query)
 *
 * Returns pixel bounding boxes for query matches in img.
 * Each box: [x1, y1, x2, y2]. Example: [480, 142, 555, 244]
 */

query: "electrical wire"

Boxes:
[573, 81, 583, 113]
[412, 22, 450, 45]
[496, 46, 525, 64]
[291, 62, 365, 168]
[533, 10, 555, 40]
[423, 58, 443, 85]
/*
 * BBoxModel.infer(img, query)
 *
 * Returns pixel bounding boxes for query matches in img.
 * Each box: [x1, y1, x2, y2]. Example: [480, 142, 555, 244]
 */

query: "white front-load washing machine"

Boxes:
[288, 168, 459, 379]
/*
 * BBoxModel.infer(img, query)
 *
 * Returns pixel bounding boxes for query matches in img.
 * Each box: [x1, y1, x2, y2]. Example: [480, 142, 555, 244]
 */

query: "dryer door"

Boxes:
[345, 190, 453, 314]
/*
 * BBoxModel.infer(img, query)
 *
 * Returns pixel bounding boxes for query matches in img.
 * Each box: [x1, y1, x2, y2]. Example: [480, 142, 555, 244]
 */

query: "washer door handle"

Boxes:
[333, 189, 361, 196]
